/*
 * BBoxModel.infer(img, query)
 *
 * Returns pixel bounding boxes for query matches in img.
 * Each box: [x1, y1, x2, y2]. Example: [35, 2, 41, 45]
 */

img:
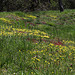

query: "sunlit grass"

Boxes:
[0, 9, 75, 75]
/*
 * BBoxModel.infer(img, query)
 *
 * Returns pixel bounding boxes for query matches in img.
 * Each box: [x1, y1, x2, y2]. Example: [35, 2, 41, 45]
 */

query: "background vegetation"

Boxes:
[0, 0, 75, 12]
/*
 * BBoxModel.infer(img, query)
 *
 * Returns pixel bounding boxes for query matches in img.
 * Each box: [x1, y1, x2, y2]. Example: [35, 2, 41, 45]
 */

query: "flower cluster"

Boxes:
[26, 15, 37, 19]
[50, 15, 57, 18]
[21, 40, 75, 74]
[0, 18, 11, 24]
[0, 25, 50, 38]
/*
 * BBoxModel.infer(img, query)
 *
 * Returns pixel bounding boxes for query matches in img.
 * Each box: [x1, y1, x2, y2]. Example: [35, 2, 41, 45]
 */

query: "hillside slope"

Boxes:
[0, 10, 75, 75]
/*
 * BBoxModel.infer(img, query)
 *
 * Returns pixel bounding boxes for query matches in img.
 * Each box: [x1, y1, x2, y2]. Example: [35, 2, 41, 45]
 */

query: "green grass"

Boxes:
[0, 9, 75, 75]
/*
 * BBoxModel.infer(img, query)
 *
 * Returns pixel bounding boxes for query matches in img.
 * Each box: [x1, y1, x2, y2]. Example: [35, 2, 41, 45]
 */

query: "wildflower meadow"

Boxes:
[0, 10, 75, 75]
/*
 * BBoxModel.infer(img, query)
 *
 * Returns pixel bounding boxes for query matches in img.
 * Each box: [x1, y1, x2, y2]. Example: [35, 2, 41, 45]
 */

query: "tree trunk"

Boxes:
[58, 0, 64, 12]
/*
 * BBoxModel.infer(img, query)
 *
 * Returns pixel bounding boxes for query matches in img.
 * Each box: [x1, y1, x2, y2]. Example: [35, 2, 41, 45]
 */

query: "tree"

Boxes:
[0, 0, 3, 11]
[69, 0, 75, 9]
[58, 0, 64, 12]
[29, 0, 39, 11]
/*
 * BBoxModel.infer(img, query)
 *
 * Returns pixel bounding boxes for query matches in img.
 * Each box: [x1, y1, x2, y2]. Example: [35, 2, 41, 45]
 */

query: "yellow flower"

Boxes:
[31, 58, 33, 60]
[52, 71, 54, 73]
[50, 15, 57, 18]
[41, 35, 49, 38]
[49, 54, 52, 56]
[34, 57, 36, 59]
[31, 72, 34, 74]
[27, 15, 37, 19]
[36, 43, 38, 44]
[56, 57, 59, 60]
[37, 58, 40, 61]
[32, 61, 35, 63]
[37, 51, 39, 53]
[54, 60, 56, 62]
[0, 18, 11, 24]
[70, 67, 72, 69]
[45, 61, 47, 63]
[43, 53, 45, 55]
[49, 43, 54, 46]
[55, 53, 57, 56]
[19, 50, 21, 52]
[69, 53, 72, 56]
[48, 62, 50, 65]
[45, 49, 47, 51]
[51, 58, 53, 60]
[22, 17, 28, 19]
[60, 56, 62, 58]
[41, 50, 43, 52]
[63, 40, 75, 44]
[33, 51, 36, 54]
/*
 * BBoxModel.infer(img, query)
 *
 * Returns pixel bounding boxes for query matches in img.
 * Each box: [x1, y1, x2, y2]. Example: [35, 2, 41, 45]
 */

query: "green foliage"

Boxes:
[0, 0, 75, 12]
